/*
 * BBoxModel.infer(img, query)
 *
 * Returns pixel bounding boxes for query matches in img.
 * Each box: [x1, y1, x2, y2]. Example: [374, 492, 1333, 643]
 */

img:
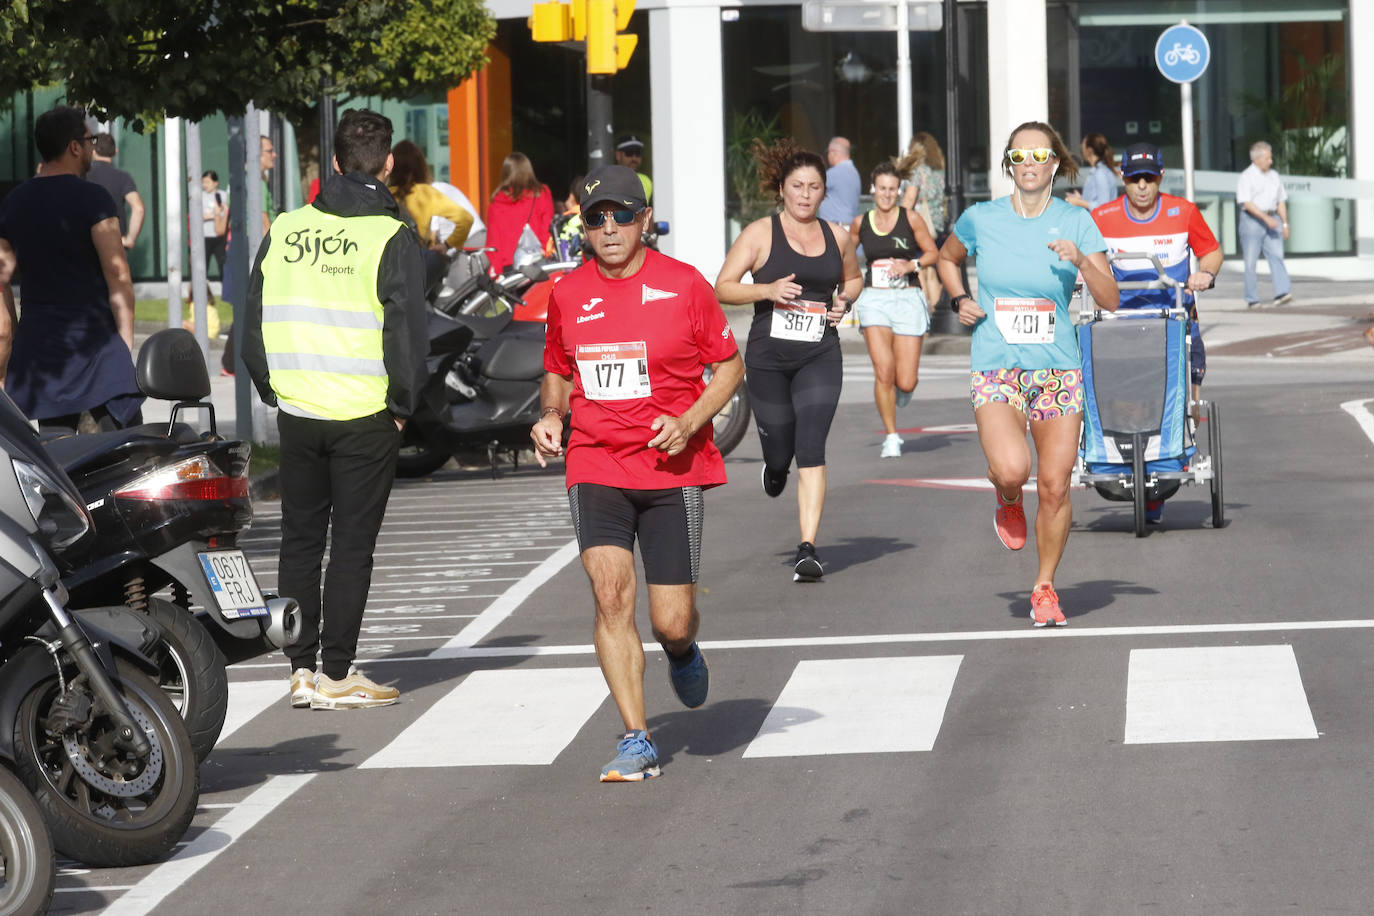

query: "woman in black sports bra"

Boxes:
[849, 161, 938, 460]
[715, 139, 863, 583]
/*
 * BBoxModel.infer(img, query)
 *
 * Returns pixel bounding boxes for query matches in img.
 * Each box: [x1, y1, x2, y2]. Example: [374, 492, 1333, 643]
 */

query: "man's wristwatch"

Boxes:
[1197, 269, 1216, 290]
[951, 294, 972, 313]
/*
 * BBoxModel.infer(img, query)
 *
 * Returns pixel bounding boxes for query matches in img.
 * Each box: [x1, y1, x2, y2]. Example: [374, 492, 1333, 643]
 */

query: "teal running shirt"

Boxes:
[953, 196, 1106, 371]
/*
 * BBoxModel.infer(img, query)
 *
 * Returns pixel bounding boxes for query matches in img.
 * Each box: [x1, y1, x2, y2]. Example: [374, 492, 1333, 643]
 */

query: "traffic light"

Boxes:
[529, 1, 572, 42]
[586, 0, 636, 74]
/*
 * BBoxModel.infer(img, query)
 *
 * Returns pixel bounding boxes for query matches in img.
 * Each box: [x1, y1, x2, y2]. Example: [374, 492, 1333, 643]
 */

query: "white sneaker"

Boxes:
[880, 433, 903, 458]
[289, 668, 317, 708]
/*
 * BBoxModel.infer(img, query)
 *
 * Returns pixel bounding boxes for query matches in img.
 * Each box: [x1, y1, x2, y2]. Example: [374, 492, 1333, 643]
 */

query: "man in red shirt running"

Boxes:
[531, 165, 744, 782]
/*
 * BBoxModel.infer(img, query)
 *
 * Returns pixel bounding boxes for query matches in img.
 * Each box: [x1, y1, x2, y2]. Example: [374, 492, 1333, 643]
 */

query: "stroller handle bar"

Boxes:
[1078, 250, 1187, 322]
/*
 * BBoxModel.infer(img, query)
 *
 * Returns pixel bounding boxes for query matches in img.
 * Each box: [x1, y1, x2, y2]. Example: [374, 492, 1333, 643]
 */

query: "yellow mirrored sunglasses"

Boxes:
[1005, 147, 1057, 165]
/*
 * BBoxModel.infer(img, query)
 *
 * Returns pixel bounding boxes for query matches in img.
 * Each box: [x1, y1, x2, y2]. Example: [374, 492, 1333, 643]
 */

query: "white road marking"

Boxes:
[1340, 398, 1374, 445]
[743, 656, 962, 757]
[216, 681, 283, 744]
[1124, 645, 1318, 744]
[431, 539, 581, 654]
[98, 774, 316, 916]
[359, 667, 607, 768]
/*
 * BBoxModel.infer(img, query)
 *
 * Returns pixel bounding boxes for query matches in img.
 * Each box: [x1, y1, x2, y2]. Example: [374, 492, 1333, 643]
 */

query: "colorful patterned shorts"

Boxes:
[970, 368, 1084, 421]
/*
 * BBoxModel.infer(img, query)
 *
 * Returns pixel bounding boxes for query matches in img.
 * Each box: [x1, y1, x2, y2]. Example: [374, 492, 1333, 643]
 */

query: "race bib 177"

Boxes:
[575, 341, 652, 401]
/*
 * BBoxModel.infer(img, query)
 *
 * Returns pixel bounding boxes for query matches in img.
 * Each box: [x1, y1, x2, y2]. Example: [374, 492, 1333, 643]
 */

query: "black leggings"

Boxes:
[747, 348, 843, 471]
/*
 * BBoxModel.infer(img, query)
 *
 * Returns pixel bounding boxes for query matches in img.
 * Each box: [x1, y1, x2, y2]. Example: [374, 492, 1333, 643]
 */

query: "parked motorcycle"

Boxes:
[0, 387, 199, 868]
[45, 328, 301, 763]
[0, 765, 54, 916]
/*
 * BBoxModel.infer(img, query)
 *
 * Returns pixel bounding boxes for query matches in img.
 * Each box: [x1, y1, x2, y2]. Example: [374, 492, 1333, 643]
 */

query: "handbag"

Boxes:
[512, 193, 543, 267]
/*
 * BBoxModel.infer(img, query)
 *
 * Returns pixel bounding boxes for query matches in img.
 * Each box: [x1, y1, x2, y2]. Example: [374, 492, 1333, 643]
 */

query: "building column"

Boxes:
[649, 3, 726, 277]
[985, 0, 1049, 199]
[1351, 0, 1374, 257]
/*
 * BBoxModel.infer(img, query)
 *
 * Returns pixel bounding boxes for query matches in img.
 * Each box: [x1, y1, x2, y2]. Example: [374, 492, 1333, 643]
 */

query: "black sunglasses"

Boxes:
[584, 208, 638, 228]
[79, 135, 97, 144]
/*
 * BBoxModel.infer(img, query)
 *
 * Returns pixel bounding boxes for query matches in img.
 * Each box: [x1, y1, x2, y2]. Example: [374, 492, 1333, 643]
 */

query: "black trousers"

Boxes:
[277, 409, 399, 680]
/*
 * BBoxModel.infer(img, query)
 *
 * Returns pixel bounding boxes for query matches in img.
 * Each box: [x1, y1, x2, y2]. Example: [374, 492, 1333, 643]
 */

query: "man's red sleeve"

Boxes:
[1187, 203, 1220, 258]
[690, 271, 739, 364]
[543, 286, 572, 375]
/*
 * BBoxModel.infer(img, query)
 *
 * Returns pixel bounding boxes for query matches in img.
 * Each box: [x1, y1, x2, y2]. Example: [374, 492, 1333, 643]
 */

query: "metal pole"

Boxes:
[164, 118, 183, 332]
[587, 73, 613, 170]
[226, 115, 254, 442]
[185, 121, 211, 361]
[1181, 80, 1196, 203]
[245, 103, 265, 268]
[319, 77, 337, 192]
[943, 0, 963, 218]
[896, 0, 912, 156]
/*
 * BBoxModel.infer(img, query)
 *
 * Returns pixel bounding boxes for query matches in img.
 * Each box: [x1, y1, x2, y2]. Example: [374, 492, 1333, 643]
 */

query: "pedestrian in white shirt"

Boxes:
[1236, 140, 1292, 308]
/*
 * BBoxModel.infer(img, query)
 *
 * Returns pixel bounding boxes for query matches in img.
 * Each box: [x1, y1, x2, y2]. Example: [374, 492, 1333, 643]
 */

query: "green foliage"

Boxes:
[0, 0, 496, 130]
[1238, 51, 1348, 178]
[725, 110, 783, 224]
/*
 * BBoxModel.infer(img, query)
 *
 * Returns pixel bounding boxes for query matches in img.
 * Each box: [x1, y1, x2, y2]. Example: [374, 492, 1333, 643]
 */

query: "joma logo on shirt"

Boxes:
[282, 228, 361, 267]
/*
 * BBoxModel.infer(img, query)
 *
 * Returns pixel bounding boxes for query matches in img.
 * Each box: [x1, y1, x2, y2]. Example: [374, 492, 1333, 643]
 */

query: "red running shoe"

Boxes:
[1030, 583, 1067, 627]
[995, 491, 1027, 550]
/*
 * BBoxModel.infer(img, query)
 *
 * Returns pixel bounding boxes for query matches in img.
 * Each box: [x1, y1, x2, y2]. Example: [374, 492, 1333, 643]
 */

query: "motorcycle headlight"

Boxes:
[13, 459, 92, 550]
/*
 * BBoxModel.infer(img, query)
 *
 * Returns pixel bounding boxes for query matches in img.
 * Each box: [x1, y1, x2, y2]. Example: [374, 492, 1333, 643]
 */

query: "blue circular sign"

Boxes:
[1155, 23, 1210, 84]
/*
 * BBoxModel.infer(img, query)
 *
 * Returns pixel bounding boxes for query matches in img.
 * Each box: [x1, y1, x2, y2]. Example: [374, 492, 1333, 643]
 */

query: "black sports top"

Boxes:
[857, 209, 919, 288]
[746, 213, 843, 370]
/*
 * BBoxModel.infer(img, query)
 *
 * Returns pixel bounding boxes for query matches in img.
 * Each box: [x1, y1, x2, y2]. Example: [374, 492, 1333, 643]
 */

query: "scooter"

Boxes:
[0, 765, 54, 916]
[0, 387, 199, 868]
[45, 328, 301, 763]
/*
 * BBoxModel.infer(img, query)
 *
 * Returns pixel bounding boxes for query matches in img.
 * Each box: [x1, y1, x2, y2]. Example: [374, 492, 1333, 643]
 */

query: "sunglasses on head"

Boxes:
[1005, 147, 1057, 165]
[584, 208, 638, 228]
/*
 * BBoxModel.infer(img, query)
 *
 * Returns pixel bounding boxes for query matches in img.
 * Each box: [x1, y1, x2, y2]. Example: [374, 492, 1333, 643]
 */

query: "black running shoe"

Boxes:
[793, 542, 823, 582]
[762, 465, 789, 498]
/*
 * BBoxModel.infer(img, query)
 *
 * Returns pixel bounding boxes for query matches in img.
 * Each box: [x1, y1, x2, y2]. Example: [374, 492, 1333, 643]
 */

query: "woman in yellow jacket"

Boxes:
[388, 140, 474, 252]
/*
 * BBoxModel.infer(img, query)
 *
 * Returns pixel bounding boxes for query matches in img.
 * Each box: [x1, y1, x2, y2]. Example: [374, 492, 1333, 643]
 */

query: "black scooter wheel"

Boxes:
[14, 657, 200, 868]
[142, 597, 229, 764]
[0, 764, 54, 916]
[395, 430, 451, 478]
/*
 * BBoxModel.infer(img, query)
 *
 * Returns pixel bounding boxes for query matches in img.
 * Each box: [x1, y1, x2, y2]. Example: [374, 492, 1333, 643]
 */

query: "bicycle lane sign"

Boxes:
[1155, 22, 1210, 84]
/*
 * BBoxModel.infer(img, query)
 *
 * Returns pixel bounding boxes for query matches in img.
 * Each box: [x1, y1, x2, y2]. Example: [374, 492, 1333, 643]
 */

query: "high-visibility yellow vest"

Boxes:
[258, 206, 405, 421]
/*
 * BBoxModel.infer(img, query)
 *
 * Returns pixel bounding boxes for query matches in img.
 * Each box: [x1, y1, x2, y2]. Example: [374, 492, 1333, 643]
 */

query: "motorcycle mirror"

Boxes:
[655, 221, 670, 236]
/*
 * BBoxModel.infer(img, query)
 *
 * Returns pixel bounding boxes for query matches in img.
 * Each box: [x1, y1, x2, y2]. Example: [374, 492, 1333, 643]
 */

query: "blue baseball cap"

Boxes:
[1120, 143, 1164, 177]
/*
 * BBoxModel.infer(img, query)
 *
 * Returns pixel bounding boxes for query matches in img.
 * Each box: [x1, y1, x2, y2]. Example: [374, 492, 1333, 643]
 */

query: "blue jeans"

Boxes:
[1239, 212, 1291, 303]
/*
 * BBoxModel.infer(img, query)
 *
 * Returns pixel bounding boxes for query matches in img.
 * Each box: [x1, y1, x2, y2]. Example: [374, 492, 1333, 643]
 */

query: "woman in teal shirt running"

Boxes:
[936, 120, 1119, 626]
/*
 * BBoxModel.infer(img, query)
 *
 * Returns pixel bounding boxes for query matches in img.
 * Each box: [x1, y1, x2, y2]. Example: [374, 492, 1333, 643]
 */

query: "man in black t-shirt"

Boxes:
[0, 106, 143, 429]
[88, 134, 145, 250]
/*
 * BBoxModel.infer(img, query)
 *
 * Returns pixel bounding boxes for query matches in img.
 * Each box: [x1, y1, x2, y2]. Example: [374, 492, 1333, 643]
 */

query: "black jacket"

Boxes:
[241, 171, 428, 418]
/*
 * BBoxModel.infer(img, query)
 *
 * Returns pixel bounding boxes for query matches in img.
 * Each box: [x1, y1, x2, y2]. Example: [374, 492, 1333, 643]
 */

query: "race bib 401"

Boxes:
[993, 297, 1055, 345]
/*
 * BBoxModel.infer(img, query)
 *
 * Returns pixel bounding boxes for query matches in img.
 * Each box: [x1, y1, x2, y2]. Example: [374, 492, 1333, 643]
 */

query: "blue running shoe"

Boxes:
[668, 643, 709, 709]
[599, 730, 661, 782]
[895, 386, 913, 408]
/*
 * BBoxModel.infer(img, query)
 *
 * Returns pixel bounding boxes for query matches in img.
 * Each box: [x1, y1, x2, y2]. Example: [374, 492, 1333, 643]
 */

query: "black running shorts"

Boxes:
[568, 483, 704, 585]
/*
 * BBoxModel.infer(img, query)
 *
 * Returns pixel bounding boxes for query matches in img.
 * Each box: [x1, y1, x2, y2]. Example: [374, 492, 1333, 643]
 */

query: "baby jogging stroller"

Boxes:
[1072, 252, 1224, 537]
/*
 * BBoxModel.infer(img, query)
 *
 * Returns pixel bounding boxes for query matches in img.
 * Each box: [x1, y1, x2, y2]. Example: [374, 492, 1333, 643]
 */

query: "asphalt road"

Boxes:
[52, 348, 1374, 915]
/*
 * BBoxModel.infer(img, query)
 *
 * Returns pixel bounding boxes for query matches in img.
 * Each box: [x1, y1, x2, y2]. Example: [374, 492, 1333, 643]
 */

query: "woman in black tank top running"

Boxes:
[715, 139, 862, 582]
[849, 161, 938, 459]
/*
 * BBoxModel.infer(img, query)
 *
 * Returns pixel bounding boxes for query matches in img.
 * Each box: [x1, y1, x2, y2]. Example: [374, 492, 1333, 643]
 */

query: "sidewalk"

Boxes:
[144, 267, 1374, 444]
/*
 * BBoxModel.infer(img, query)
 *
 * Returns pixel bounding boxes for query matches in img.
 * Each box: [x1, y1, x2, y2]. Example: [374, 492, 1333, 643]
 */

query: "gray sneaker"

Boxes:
[599, 730, 661, 782]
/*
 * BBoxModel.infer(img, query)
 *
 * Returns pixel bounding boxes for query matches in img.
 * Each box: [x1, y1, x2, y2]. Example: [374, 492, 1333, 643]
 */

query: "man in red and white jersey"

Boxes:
[531, 164, 744, 782]
[1090, 142, 1223, 522]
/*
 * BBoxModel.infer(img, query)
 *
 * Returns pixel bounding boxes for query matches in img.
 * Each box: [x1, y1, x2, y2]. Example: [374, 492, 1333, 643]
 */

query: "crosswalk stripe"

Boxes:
[358, 667, 608, 769]
[742, 656, 962, 758]
[219, 681, 285, 744]
[1124, 645, 1318, 744]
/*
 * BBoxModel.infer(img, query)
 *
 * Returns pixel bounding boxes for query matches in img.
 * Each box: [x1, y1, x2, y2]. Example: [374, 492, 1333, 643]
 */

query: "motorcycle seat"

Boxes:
[43, 423, 203, 472]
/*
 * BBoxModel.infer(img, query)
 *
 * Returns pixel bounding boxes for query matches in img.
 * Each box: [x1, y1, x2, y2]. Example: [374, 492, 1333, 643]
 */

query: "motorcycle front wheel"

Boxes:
[142, 596, 229, 764]
[13, 657, 199, 868]
[712, 381, 752, 457]
[0, 765, 54, 916]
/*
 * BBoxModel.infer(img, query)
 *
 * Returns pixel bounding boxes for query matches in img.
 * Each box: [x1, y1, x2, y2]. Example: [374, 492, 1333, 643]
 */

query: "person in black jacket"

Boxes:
[242, 108, 428, 710]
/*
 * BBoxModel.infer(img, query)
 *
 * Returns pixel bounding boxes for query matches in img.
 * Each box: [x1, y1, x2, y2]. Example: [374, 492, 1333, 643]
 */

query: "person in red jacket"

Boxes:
[485, 152, 553, 274]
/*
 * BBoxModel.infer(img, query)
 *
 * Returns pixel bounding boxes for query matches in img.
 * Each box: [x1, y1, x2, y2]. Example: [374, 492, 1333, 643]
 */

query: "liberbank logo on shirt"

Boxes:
[283, 227, 361, 276]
